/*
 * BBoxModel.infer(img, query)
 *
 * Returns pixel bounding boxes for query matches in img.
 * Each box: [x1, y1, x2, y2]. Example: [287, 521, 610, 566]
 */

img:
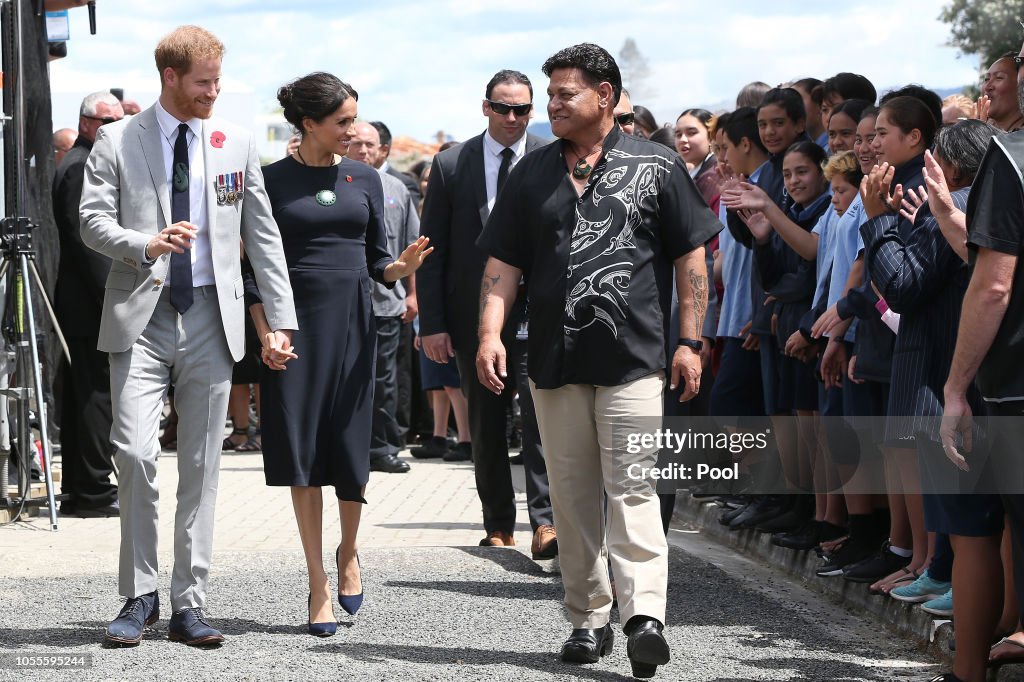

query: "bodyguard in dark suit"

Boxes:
[418, 69, 556, 558]
[52, 91, 124, 517]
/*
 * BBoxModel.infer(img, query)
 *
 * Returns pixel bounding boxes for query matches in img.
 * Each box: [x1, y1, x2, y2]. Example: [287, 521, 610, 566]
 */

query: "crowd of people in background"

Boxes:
[47, 24, 1024, 682]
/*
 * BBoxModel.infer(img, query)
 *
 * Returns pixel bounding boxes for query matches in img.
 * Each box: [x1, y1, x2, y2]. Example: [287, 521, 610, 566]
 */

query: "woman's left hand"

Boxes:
[389, 236, 433, 280]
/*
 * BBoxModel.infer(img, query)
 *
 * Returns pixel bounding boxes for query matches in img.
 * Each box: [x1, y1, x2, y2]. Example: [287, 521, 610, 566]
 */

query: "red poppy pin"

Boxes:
[345, 175, 353, 183]
[210, 131, 226, 148]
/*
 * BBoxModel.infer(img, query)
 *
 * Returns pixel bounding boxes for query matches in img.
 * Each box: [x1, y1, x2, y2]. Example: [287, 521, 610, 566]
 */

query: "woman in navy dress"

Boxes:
[245, 72, 431, 635]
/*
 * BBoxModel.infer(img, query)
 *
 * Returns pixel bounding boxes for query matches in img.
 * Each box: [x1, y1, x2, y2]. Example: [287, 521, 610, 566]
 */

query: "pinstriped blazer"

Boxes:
[861, 188, 978, 441]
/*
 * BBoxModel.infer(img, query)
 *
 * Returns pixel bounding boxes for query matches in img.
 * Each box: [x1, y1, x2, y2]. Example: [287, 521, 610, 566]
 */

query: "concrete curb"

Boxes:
[672, 495, 956, 655]
[672, 493, 1024, 681]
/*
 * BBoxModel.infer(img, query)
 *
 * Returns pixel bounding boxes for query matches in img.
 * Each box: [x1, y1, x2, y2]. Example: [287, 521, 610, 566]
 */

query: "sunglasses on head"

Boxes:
[615, 112, 635, 126]
[1014, 55, 1024, 70]
[84, 114, 118, 125]
[487, 100, 532, 117]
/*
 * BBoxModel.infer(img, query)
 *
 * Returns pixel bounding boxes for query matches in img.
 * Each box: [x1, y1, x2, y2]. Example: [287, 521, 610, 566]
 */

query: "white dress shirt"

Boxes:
[154, 100, 214, 287]
[483, 130, 527, 212]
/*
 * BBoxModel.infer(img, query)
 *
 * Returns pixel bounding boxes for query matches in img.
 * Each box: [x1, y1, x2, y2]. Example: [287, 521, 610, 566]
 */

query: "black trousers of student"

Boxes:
[60, 337, 117, 508]
[455, 339, 552, 533]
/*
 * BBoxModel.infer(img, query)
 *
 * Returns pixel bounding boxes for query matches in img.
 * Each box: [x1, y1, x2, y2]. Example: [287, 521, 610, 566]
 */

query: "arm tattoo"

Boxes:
[480, 273, 501, 319]
[688, 267, 708, 334]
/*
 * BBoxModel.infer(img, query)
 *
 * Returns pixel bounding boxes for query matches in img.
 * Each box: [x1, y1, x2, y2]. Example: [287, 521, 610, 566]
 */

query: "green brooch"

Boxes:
[316, 189, 337, 206]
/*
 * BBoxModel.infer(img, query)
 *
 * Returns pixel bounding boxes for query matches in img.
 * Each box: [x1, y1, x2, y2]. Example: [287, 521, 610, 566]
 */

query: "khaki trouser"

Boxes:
[530, 372, 668, 629]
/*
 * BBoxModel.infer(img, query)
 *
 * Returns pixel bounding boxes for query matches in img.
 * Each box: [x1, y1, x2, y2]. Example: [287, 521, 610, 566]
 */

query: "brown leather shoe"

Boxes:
[531, 524, 558, 559]
[479, 530, 515, 547]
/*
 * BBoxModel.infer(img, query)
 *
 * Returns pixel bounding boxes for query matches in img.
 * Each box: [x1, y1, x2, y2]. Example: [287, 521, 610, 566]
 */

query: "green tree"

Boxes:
[618, 37, 653, 101]
[940, 0, 1024, 68]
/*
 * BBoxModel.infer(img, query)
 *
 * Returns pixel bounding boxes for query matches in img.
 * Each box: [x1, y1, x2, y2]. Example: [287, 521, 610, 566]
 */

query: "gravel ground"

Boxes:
[0, 545, 939, 681]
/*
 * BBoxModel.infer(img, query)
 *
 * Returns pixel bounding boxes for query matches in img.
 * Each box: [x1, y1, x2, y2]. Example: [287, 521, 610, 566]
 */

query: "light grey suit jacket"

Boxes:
[80, 105, 297, 361]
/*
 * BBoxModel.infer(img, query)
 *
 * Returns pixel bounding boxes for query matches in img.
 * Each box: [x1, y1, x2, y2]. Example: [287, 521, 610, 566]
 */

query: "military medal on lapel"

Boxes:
[215, 173, 228, 205]
[316, 189, 337, 206]
[216, 171, 244, 205]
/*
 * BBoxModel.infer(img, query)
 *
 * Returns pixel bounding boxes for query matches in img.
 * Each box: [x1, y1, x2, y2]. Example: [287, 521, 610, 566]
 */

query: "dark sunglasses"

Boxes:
[615, 112, 635, 126]
[84, 114, 118, 125]
[486, 100, 532, 117]
[1014, 55, 1024, 70]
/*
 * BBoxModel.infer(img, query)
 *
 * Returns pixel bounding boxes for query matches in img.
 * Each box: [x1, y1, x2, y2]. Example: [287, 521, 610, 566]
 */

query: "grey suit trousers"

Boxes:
[110, 286, 233, 612]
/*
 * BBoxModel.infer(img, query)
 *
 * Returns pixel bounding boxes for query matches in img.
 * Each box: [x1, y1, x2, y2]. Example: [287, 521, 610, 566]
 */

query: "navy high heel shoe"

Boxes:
[336, 545, 364, 615]
[307, 593, 337, 637]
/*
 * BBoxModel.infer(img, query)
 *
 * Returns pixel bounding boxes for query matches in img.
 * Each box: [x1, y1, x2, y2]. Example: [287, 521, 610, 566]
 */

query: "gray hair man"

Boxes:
[346, 121, 419, 473]
[51, 90, 125, 519]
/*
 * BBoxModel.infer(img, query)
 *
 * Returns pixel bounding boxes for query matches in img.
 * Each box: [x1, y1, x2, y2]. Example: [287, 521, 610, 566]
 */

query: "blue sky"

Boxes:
[49, 0, 988, 142]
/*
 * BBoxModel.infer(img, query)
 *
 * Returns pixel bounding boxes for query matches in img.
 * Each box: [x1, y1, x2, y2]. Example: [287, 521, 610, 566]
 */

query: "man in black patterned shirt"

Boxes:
[476, 43, 720, 678]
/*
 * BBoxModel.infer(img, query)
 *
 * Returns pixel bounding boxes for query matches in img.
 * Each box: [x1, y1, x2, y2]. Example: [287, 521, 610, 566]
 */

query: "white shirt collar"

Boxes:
[154, 99, 202, 142]
[483, 130, 527, 159]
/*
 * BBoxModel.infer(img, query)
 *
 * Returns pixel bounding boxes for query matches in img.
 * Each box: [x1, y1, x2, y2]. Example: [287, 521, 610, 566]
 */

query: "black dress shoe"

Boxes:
[168, 607, 224, 647]
[75, 501, 121, 518]
[370, 454, 410, 473]
[560, 623, 614, 663]
[105, 591, 159, 646]
[625, 617, 670, 678]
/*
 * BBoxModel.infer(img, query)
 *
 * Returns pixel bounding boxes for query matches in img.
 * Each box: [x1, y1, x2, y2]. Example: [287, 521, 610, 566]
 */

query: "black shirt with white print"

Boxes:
[477, 126, 721, 390]
[966, 131, 1024, 402]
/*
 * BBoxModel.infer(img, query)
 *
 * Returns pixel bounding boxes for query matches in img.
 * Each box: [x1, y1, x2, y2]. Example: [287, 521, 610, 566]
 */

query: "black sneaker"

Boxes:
[815, 538, 875, 577]
[729, 497, 787, 530]
[841, 542, 912, 583]
[755, 507, 805, 534]
[718, 503, 749, 526]
[773, 520, 846, 551]
[443, 442, 472, 462]
[410, 436, 449, 459]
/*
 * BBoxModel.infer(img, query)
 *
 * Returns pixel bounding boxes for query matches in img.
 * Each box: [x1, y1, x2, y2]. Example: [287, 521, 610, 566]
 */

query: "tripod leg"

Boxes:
[27, 260, 70, 366]
[20, 254, 57, 531]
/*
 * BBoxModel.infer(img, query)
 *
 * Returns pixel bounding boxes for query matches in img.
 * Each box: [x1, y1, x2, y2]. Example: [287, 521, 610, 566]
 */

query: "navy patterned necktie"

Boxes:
[170, 122, 193, 313]
[497, 147, 514, 194]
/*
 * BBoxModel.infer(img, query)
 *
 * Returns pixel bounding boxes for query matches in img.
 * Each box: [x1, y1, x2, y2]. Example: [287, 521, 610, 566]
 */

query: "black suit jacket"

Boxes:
[386, 164, 422, 206]
[418, 132, 546, 352]
[52, 137, 111, 338]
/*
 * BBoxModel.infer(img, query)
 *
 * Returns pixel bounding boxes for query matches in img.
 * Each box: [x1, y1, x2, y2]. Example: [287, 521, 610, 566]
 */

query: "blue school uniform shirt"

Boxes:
[816, 131, 830, 153]
[716, 160, 767, 338]
[811, 203, 839, 310]
[828, 193, 867, 342]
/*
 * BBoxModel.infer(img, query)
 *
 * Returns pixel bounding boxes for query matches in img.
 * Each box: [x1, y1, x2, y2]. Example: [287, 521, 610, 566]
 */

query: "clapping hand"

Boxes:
[860, 163, 898, 219]
[922, 150, 957, 219]
[975, 94, 991, 122]
[738, 209, 772, 243]
[721, 181, 770, 213]
[898, 185, 927, 224]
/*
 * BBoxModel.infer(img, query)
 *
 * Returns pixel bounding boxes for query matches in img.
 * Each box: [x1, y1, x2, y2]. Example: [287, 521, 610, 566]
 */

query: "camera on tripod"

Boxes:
[0, 0, 70, 530]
